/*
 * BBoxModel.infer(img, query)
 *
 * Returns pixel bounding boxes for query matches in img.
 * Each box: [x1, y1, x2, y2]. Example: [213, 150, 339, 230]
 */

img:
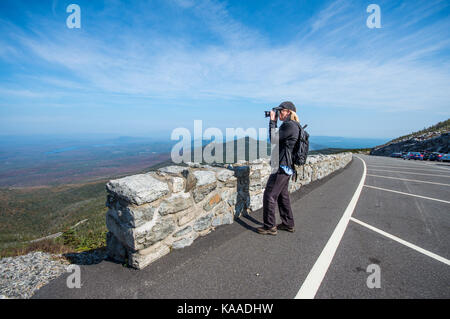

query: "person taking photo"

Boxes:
[257, 101, 300, 235]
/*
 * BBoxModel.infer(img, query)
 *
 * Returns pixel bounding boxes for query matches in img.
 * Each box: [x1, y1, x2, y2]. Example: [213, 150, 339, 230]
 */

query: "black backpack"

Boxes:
[291, 123, 309, 181]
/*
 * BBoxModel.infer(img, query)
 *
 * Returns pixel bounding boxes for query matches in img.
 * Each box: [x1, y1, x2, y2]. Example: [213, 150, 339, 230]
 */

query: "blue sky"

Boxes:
[0, 0, 449, 140]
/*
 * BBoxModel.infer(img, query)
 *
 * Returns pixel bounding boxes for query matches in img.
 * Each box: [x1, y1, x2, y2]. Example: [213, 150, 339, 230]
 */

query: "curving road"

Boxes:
[33, 155, 450, 299]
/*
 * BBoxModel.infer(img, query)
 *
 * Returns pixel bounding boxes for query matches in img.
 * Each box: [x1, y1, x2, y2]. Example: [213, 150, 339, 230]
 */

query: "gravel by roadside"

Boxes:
[0, 251, 69, 299]
[0, 249, 107, 299]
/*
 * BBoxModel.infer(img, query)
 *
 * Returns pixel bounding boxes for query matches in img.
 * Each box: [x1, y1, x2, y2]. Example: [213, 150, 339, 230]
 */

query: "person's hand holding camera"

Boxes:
[270, 110, 277, 121]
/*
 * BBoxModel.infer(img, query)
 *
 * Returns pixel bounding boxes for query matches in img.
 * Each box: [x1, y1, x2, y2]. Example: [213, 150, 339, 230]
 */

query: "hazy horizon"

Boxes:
[1, 0, 449, 139]
[0, 132, 390, 143]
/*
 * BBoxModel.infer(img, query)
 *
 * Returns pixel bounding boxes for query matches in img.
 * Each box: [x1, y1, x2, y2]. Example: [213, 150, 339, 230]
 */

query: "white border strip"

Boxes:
[366, 174, 450, 187]
[295, 155, 367, 299]
[364, 185, 450, 204]
[383, 160, 450, 171]
[367, 168, 450, 178]
[367, 164, 450, 173]
[350, 217, 450, 266]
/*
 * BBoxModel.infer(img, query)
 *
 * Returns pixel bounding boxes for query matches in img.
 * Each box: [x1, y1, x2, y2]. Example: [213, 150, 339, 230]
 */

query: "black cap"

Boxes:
[275, 101, 296, 113]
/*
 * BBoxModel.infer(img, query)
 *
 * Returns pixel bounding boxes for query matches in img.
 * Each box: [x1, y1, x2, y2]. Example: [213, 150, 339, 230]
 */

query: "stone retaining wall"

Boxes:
[105, 152, 353, 269]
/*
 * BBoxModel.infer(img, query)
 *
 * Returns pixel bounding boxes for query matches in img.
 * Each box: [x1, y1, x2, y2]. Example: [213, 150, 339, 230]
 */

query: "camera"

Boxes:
[264, 108, 279, 118]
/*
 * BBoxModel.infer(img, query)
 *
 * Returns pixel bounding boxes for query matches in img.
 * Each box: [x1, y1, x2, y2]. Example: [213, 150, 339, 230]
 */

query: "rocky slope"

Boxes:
[370, 131, 449, 156]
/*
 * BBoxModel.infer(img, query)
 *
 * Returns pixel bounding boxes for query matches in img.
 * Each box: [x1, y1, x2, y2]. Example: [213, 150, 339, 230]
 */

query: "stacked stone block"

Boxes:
[105, 152, 352, 269]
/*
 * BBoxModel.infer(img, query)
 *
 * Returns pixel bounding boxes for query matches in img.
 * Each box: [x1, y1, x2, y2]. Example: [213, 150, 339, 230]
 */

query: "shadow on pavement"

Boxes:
[63, 247, 109, 266]
[234, 213, 264, 234]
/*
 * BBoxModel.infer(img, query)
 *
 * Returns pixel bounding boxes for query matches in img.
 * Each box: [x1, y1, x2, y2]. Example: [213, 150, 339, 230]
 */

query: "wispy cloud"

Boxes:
[0, 0, 449, 136]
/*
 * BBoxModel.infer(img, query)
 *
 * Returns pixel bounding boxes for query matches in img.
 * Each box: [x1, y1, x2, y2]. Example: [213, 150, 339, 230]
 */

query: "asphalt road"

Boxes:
[316, 154, 450, 298]
[33, 155, 450, 299]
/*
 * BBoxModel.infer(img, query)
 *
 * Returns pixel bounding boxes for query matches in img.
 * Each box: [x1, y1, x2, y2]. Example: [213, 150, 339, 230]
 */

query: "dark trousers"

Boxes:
[263, 168, 295, 229]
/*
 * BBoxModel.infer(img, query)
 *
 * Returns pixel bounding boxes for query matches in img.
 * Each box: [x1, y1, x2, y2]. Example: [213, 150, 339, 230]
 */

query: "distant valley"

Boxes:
[0, 136, 176, 187]
[0, 134, 388, 187]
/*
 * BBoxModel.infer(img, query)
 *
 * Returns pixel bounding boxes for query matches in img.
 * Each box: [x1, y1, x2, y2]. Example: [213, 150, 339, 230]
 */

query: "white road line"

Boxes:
[393, 160, 450, 170]
[359, 155, 450, 170]
[367, 168, 450, 178]
[366, 174, 450, 187]
[367, 164, 450, 173]
[350, 217, 450, 266]
[431, 164, 450, 170]
[416, 163, 450, 170]
[364, 184, 450, 204]
[295, 155, 367, 299]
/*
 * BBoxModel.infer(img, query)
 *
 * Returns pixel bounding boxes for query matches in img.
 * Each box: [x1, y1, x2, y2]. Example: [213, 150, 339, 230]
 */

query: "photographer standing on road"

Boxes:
[257, 101, 300, 235]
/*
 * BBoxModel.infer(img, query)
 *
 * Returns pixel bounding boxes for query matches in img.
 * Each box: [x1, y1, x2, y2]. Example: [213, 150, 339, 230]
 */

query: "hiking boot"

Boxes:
[277, 223, 295, 233]
[256, 226, 277, 235]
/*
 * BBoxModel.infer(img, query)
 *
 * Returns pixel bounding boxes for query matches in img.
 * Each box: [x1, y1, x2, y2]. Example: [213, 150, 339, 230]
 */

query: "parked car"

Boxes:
[440, 154, 450, 162]
[429, 152, 444, 161]
[405, 152, 423, 160]
[422, 152, 431, 160]
[413, 152, 425, 160]
[390, 152, 403, 158]
[403, 152, 412, 159]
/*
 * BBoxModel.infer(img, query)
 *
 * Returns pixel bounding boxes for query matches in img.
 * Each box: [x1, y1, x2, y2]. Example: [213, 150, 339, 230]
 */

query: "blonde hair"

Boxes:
[290, 111, 300, 123]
